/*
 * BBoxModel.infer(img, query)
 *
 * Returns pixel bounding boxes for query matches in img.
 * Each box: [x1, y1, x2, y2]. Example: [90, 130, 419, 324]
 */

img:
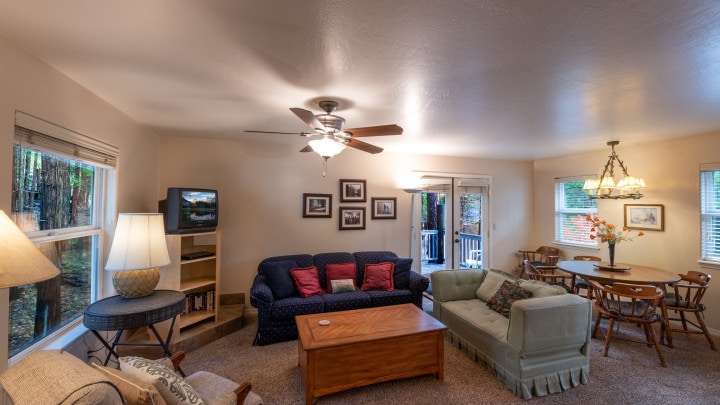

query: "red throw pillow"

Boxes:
[361, 262, 395, 291]
[290, 266, 326, 298]
[326, 263, 358, 292]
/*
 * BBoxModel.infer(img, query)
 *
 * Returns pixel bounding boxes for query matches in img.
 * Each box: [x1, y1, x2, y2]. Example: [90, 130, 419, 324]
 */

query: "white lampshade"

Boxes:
[308, 136, 346, 158]
[106, 213, 170, 298]
[106, 213, 170, 271]
[0, 210, 60, 288]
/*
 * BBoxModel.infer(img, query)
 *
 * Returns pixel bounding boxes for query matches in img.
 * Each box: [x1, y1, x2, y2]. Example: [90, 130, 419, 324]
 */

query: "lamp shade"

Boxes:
[106, 213, 170, 271]
[0, 210, 60, 288]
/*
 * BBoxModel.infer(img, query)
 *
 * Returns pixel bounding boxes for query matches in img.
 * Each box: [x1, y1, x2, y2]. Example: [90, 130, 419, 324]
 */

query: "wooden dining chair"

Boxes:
[523, 260, 573, 293]
[517, 246, 560, 275]
[589, 280, 666, 367]
[664, 271, 717, 350]
[571, 255, 601, 296]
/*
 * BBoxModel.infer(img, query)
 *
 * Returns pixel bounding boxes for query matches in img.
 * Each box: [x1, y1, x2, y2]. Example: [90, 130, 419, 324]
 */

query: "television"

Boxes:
[159, 188, 218, 234]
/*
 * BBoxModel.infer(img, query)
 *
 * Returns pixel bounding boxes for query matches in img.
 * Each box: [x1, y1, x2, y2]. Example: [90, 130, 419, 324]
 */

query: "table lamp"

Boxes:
[105, 213, 170, 298]
[0, 210, 60, 288]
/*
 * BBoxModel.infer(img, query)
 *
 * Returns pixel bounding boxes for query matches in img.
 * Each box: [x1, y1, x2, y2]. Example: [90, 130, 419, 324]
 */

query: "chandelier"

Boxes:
[582, 141, 646, 199]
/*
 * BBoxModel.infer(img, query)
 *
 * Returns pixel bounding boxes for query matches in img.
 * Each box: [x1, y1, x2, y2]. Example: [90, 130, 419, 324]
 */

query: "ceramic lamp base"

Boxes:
[112, 268, 160, 298]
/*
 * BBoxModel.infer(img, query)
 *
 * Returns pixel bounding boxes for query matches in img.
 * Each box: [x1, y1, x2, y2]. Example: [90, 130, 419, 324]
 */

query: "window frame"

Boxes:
[554, 177, 598, 247]
[9, 111, 117, 362]
[700, 165, 720, 265]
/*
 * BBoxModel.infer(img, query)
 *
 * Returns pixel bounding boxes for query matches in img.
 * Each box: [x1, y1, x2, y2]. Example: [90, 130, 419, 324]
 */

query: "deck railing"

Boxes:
[421, 230, 482, 268]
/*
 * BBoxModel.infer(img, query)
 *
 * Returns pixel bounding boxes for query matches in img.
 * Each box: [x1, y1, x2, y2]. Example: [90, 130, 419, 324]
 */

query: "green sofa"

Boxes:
[430, 269, 591, 399]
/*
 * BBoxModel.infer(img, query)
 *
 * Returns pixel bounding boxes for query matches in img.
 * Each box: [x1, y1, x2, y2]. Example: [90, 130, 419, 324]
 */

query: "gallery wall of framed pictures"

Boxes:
[302, 179, 398, 230]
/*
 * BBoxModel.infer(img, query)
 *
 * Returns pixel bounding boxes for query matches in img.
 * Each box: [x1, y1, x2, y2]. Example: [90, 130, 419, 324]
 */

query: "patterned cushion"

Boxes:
[486, 280, 533, 318]
[330, 278, 356, 293]
[258, 260, 297, 299]
[326, 263, 357, 292]
[381, 255, 412, 289]
[92, 364, 167, 405]
[361, 262, 395, 291]
[290, 266, 326, 298]
[118, 356, 204, 405]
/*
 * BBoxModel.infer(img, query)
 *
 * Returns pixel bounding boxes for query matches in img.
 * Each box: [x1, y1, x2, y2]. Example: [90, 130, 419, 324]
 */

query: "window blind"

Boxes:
[700, 168, 720, 261]
[14, 111, 118, 168]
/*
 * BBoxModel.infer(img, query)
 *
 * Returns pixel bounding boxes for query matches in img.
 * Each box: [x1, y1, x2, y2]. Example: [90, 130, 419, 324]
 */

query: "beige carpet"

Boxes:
[182, 303, 720, 404]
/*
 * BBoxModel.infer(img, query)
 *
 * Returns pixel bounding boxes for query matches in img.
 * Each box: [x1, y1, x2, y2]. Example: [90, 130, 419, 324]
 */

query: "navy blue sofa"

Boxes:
[250, 251, 430, 345]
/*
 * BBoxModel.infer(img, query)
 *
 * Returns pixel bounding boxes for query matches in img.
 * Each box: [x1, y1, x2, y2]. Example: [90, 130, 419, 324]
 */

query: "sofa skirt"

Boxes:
[446, 330, 589, 399]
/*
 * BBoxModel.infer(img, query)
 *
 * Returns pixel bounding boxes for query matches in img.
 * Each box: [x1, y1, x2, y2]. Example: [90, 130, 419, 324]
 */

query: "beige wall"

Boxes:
[157, 136, 533, 305]
[533, 132, 720, 333]
[0, 36, 162, 365]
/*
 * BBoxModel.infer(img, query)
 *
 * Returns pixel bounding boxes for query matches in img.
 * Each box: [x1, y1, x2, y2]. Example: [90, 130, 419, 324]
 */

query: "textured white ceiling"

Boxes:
[1, 0, 720, 160]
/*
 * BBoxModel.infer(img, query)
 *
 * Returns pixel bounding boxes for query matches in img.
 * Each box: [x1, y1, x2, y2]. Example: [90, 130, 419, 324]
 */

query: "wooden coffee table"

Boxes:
[296, 303, 447, 404]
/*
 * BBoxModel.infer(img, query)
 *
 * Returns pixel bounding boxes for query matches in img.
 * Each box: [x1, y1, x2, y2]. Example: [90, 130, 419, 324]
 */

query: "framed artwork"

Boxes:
[339, 207, 366, 230]
[340, 179, 366, 202]
[624, 204, 664, 231]
[371, 197, 397, 219]
[302, 193, 332, 218]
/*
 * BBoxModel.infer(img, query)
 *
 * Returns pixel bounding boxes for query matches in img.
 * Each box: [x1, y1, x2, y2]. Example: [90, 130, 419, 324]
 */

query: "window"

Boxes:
[700, 167, 720, 262]
[555, 178, 598, 246]
[9, 112, 117, 359]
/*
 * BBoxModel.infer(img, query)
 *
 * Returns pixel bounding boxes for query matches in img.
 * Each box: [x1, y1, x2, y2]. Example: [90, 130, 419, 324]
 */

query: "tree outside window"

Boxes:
[555, 180, 598, 246]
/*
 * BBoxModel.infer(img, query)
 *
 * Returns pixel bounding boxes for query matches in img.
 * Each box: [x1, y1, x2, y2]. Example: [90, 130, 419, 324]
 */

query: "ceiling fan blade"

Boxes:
[290, 107, 326, 132]
[347, 138, 383, 154]
[344, 124, 403, 137]
[299, 145, 314, 153]
[244, 130, 312, 136]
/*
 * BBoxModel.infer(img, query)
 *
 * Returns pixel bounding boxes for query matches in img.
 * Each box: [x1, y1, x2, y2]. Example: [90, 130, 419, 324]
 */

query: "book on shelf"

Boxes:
[182, 289, 216, 315]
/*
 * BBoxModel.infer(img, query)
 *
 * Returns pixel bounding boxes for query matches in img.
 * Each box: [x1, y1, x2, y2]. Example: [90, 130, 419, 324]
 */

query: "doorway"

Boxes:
[414, 175, 490, 276]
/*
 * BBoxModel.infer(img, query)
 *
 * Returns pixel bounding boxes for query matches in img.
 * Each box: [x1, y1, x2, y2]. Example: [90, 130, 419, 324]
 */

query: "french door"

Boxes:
[413, 175, 490, 275]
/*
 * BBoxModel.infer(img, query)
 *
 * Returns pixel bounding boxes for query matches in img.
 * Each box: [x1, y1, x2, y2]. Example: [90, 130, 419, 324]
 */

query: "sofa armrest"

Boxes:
[507, 294, 591, 354]
[249, 274, 274, 308]
[408, 271, 430, 293]
[430, 269, 486, 302]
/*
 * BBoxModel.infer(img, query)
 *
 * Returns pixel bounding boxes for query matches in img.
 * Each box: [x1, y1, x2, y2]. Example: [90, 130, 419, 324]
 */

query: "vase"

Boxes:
[608, 242, 616, 267]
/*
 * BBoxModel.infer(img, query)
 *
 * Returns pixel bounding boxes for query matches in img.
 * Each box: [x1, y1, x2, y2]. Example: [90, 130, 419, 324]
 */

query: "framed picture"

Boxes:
[339, 207, 366, 230]
[302, 193, 332, 218]
[371, 197, 397, 219]
[624, 204, 664, 231]
[340, 179, 366, 202]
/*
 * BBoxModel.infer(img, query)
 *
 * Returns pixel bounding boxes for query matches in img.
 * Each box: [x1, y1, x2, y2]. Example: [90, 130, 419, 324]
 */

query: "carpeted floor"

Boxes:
[182, 303, 720, 405]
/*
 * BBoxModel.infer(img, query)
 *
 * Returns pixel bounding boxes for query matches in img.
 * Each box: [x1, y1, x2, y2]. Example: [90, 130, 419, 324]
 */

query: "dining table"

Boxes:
[556, 260, 681, 347]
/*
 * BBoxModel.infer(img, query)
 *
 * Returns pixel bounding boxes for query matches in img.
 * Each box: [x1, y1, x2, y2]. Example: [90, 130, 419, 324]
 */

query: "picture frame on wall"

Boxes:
[371, 197, 397, 219]
[340, 179, 366, 202]
[302, 193, 332, 218]
[624, 204, 664, 231]
[339, 207, 366, 230]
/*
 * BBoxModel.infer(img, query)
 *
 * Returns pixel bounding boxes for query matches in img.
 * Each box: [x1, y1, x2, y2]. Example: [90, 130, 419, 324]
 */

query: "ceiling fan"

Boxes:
[245, 100, 403, 175]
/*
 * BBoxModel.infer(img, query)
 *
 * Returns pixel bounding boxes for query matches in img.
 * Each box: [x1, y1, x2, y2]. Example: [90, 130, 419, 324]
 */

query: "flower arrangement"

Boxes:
[586, 215, 644, 244]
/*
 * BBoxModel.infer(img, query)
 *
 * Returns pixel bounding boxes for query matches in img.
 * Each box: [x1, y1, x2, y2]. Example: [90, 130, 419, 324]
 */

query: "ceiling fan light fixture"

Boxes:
[308, 136, 346, 159]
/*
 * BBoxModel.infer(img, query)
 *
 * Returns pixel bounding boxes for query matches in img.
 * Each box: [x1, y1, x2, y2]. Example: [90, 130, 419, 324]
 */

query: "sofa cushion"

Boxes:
[519, 280, 568, 297]
[354, 251, 398, 288]
[271, 295, 325, 319]
[381, 255, 412, 289]
[258, 260, 298, 299]
[476, 270, 519, 302]
[326, 262, 358, 292]
[361, 262, 395, 291]
[486, 280, 533, 317]
[118, 356, 203, 405]
[313, 252, 356, 286]
[92, 364, 167, 405]
[321, 290, 372, 312]
[290, 266, 326, 298]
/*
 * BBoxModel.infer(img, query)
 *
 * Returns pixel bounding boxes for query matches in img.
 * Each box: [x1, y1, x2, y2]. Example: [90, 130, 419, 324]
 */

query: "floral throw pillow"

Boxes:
[486, 280, 533, 318]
